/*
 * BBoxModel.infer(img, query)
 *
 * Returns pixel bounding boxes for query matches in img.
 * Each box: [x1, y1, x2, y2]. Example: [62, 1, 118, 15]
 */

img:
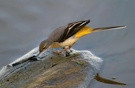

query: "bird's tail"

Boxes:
[93, 26, 126, 32]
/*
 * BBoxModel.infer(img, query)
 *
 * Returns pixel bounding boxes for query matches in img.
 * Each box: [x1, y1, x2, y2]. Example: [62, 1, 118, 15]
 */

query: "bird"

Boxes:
[39, 20, 126, 55]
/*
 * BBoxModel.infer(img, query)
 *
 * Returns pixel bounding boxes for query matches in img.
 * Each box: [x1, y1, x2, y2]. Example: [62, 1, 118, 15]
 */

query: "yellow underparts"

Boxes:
[75, 26, 93, 38]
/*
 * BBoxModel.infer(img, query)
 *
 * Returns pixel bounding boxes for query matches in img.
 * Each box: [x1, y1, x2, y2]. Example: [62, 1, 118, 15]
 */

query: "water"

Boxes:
[0, 0, 135, 88]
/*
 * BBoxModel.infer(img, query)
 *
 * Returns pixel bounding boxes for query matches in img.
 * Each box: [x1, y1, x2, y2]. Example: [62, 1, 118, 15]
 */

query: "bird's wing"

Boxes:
[59, 20, 90, 42]
[48, 20, 90, 43]
[48, 24, 81, 43]
[59, 22, 84, 42]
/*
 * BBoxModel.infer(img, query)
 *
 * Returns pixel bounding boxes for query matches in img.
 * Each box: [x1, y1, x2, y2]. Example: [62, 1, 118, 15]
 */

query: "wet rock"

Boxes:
[0, 48, 103, 88]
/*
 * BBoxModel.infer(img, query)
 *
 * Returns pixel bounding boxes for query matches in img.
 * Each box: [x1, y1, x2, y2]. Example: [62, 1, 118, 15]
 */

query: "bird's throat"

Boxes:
[75, 26, 93, 38]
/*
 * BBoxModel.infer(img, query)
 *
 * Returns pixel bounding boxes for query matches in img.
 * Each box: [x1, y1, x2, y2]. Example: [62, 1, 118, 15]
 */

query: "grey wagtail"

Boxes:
[39, 20, 126, 54]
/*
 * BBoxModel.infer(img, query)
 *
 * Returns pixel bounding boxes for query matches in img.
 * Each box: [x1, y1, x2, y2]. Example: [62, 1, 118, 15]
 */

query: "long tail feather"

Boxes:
[93, 26, 126, 32]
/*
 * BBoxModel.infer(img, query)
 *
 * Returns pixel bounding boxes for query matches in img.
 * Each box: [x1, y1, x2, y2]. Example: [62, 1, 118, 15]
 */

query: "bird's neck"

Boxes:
[75, 26, 93, 38]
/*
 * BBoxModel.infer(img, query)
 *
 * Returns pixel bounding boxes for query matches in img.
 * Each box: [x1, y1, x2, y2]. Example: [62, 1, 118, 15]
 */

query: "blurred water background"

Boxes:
[0, 0, 135, 88]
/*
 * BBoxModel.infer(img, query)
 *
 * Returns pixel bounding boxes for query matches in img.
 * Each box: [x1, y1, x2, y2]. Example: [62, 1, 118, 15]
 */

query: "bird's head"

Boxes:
[39, 39, 50, 53]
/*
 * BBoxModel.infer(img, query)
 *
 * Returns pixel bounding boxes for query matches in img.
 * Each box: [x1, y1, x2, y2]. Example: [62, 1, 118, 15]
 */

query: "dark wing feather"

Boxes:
[58, 21, 88, 42]
[65, 23, 83, 39]
[58, 23, 82, 42]
[63, 20, 90, 41]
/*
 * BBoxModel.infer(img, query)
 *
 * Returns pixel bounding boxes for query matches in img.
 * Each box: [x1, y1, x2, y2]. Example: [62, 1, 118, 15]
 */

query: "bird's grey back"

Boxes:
[47, 25, 68, 43]
[47, 23, 85, 43]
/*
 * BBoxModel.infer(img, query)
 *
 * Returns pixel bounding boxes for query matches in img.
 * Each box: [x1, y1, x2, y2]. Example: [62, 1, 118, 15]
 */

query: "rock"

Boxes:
[0, 48, 103, 88]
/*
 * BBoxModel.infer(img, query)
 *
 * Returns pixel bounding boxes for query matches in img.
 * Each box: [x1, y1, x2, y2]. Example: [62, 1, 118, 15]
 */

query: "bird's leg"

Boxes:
[53, 45, 74, 55]
[62, 47, 70, 56]
[53, 47, 69, 55]
[68, 46, 73, 52]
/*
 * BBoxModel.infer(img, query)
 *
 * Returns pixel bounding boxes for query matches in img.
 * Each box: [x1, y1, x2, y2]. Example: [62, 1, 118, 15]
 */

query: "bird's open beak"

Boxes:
[93, 26, 126, 32]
